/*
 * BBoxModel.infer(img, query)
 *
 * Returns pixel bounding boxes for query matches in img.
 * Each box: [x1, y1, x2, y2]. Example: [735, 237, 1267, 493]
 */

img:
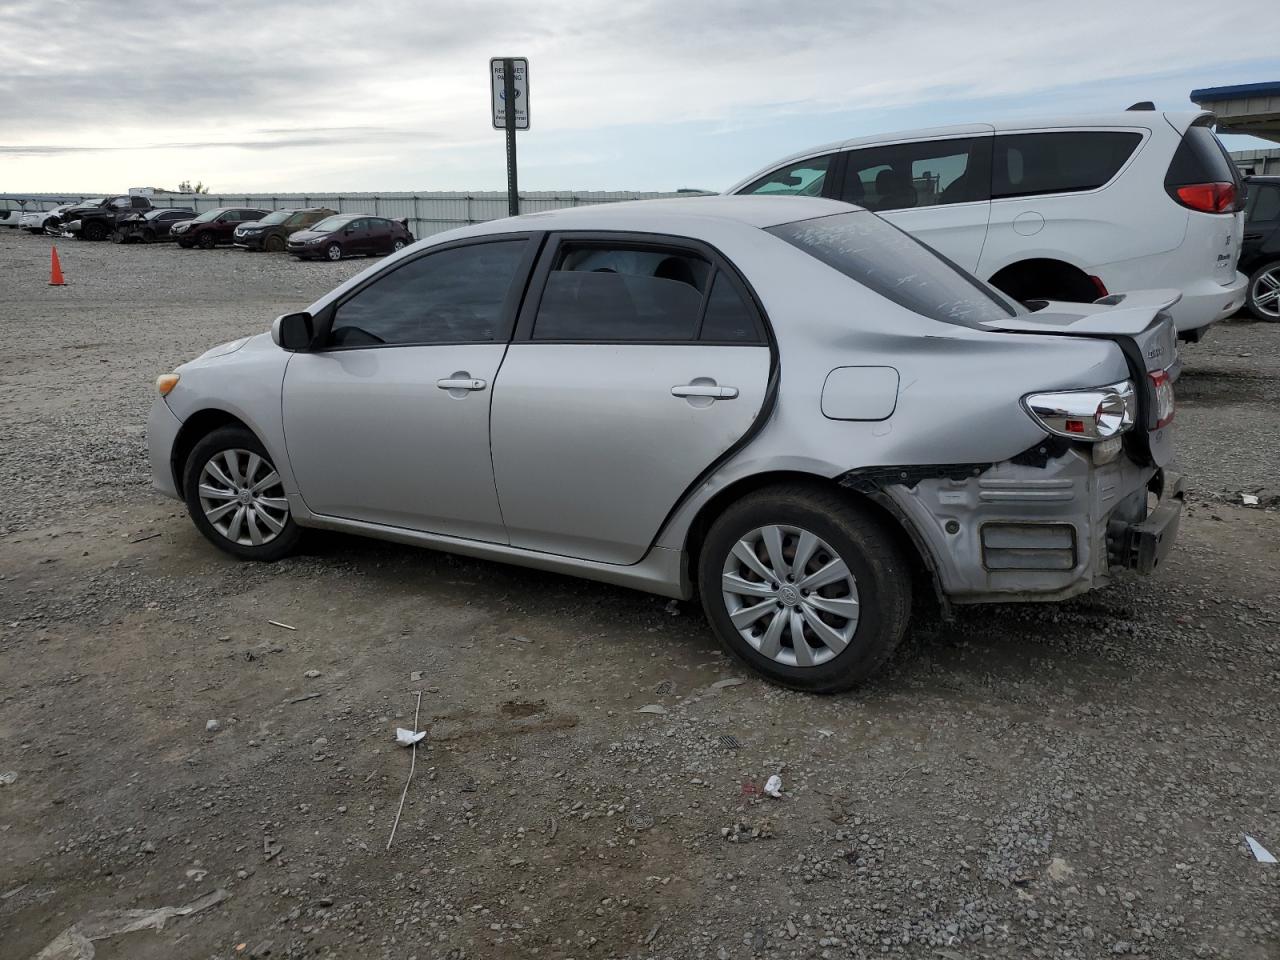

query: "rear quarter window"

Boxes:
[993, 131, 1142, 199]
[768, 211, 1015, 327]
[1166, 123, 1241, 188]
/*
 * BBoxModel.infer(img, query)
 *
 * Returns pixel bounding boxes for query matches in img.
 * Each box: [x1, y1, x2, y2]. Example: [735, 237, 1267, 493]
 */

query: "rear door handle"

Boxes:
[671, 383, 738, 400]
[436, 377, 486, 391]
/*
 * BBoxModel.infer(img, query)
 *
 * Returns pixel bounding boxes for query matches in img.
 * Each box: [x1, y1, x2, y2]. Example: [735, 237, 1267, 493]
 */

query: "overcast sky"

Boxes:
[2, 0, 1276, 194]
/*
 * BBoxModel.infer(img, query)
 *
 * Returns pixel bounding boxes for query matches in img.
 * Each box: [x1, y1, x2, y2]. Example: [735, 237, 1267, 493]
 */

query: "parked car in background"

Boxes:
[729, 109, 1246, 341]
[149, 196, 1183, 692]
[56, 195, 153, 241]
[171, 208, 269, 249]
[234, 207, 336, 252]
[286, 214, 413, 261]
[113, 208, 196, 244]
[1240, 175, 1280, 321]
[21, 202, 80, 234]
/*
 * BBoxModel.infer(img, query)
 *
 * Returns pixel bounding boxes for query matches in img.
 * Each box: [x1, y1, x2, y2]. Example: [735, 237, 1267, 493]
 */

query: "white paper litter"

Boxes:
[33, 888, 229, 960]
[0, 771, 17, 786]
[395, 728, 426, 747]
[1242, 494, 1260, 506]
[1246, 835, 1277, 863]
[636, 704, 668, 715]
[764, 774, 783, 798]
[711, 678, 746, 690]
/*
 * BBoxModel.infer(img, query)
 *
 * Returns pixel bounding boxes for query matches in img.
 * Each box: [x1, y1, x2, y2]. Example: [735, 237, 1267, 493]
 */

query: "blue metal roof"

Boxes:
[1190, 81, 1280, 102]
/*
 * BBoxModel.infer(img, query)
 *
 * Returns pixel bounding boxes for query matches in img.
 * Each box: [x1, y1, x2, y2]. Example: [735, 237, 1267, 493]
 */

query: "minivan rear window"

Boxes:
[768, 211, 1015, 327]
[993, 131, 1142, 199]
[1165, 122, 1241, 189]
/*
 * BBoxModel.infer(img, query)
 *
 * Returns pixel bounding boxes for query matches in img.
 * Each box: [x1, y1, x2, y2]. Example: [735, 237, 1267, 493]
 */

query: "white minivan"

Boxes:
[728, 109, 1246, 340]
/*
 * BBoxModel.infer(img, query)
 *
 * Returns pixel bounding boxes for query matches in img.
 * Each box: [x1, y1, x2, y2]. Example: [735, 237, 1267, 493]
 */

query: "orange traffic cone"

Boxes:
[49, 246, 66, 286]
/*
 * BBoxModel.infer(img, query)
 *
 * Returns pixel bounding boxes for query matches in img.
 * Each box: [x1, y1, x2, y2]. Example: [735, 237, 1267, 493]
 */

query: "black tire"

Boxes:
[82, 220, 108, 242]
[1245, 260, 1280, 322]
[697, 484, 911, 693]
[265, 234, 285, 253]
[178, 239, 193, 248]
[392, 238, 407, 252]
[142, 228, 156, 244]
[183, 426, 301, 562]
[198, 231, 216, 249]
[111, 229, 124, 244]
[325, 242, 343, 261]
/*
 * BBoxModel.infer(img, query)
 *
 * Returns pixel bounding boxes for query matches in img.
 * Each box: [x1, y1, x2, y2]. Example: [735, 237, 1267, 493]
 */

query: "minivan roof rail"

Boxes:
[1126, 101, 1156, 111]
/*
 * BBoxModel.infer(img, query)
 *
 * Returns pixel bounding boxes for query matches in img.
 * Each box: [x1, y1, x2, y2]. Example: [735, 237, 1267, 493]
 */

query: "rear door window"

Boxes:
[739, 155, 833, 197]
[993, 131, 1142, 199]
[768, 210, 1015, 327]
[533, 245, 711, 341]
[841, 137, 991, 211]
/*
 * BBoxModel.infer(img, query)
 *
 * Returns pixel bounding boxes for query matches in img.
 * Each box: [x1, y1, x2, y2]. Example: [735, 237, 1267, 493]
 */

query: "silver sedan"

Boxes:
[148, 196, 1183, 691]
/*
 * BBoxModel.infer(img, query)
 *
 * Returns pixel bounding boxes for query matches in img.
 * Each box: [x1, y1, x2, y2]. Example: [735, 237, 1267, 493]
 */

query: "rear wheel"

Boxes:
[326, 242, 343, 261]
[82, 221, 108, 242]
[697, 485, 911, 693]
[1246, 261, 1280, 321]
[183, 426, 300, 562]
[392, 238, 407, 252]
[198, 231, 216, 249]
[266, 234, 285, 252]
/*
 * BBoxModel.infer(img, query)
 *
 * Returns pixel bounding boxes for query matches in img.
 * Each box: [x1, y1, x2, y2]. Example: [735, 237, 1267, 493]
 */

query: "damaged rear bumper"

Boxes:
[841, 452, 1183, 606]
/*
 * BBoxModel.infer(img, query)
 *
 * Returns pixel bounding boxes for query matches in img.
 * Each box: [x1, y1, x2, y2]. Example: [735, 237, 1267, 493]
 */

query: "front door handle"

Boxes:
[672, 383, 738, 400]
[436, 376, 487, 392]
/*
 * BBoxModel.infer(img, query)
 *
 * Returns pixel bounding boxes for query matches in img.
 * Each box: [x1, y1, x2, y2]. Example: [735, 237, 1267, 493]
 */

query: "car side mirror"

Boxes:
[272, 311, 315, 351]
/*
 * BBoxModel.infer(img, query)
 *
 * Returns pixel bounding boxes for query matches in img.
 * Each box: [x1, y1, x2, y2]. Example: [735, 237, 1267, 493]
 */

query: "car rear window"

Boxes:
[992, 131, 1142, 198]
[1165, 122, 1241, 188]
[767, 210, 1015, 327]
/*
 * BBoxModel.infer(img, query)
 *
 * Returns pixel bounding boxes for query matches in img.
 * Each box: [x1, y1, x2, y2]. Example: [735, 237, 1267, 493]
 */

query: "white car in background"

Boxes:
[20, 203, 79, 234]
[729, 109, 1246, 341]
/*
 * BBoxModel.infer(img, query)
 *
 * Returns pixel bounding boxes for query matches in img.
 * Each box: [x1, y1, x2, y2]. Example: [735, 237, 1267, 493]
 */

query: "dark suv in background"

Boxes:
[172, 208, 269, 249]
[233, 207, 336, 252]
[1241, 176, 1280, 321]
[57, 195, 153, 241]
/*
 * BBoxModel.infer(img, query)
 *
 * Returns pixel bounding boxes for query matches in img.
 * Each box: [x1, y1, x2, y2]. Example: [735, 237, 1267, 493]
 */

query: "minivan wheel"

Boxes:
[698, 485, 911, 693]
[183, 426, 300, 562]
[1246, 261, 1280, 321]
[266, 234, 285, 252]
[198, 231, 216, 249]
[326, 242, 343, 261]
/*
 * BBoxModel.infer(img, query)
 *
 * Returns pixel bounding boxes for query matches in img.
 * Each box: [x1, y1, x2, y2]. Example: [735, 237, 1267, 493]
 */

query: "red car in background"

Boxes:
[286, 214, 414, 261]
[172, 208, 269, 249]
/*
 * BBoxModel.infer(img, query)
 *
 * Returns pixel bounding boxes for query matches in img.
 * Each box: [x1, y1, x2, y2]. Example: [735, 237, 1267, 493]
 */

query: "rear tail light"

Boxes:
[1149, 370, 1174, 428]
[1172, 181, 1236, 213]
[1022, 380, 1137, 442]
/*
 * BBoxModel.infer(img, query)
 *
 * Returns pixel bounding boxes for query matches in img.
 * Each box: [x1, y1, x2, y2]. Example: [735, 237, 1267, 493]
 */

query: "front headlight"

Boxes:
[306, 236, 325, 244]
[1022, 380, 1137, 442]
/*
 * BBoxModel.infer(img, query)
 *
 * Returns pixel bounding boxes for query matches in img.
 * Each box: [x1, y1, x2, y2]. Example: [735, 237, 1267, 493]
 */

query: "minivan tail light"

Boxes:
[1173, 181, 1236, 214]
[1022, 380, 1137, 442]
[1149, 370, 1174, 429]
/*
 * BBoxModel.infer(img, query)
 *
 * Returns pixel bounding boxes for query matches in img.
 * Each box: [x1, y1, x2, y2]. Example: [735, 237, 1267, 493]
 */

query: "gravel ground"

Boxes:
[1, 227, 1278, 960]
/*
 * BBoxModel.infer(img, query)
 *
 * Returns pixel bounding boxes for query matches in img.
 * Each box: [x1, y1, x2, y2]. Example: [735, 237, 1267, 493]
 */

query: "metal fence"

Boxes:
[0, 190, 710, 237]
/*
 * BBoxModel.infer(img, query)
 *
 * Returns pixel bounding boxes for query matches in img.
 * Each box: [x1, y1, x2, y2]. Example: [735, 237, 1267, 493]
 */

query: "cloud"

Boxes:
[1, 0, 1275, 190]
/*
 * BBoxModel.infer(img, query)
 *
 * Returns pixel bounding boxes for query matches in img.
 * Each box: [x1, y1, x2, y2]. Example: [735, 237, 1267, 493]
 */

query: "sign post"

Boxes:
[490, 57, 529, 217]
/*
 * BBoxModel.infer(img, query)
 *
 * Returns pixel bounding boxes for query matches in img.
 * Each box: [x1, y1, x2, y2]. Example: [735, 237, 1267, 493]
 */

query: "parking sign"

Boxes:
[490, 58, 529, 130]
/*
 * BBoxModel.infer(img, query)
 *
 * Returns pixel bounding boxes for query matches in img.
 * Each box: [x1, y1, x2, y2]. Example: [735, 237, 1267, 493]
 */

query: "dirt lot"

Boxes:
[1, 226, 1278, 960]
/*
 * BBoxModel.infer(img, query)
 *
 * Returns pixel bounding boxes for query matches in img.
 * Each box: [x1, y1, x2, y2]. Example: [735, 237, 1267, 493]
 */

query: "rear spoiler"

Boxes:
[982, 289, 1181, 336]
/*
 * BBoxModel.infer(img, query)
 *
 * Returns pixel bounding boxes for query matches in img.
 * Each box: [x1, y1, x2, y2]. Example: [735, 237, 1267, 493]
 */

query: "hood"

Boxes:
[288, 229, 329, 242]
[179, 334, 257, 370]
[169, 219, 196, 232]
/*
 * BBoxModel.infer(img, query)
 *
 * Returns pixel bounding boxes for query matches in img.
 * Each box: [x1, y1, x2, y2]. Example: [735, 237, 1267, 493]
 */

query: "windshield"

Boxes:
[78, 198, 106, 206]
[767, 211, 1018, 327]
[190, 209, 225, 223]
[310, 215, 356, 232]
[257, 210, 292, 225]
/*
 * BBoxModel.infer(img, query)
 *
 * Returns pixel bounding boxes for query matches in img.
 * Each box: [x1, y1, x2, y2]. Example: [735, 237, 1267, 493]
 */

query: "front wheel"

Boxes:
[142, 228, 156, 243]
[266, 234, 285, 252]
[1246, 261, 1280, 321]
[698, 485, 911, 693]
[82, 221, 108, 242]
[326, 242, 343, 261]
[198, 231, 216, 249]
[111, 229, 125, 244]
[183, 426, 301, 561]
